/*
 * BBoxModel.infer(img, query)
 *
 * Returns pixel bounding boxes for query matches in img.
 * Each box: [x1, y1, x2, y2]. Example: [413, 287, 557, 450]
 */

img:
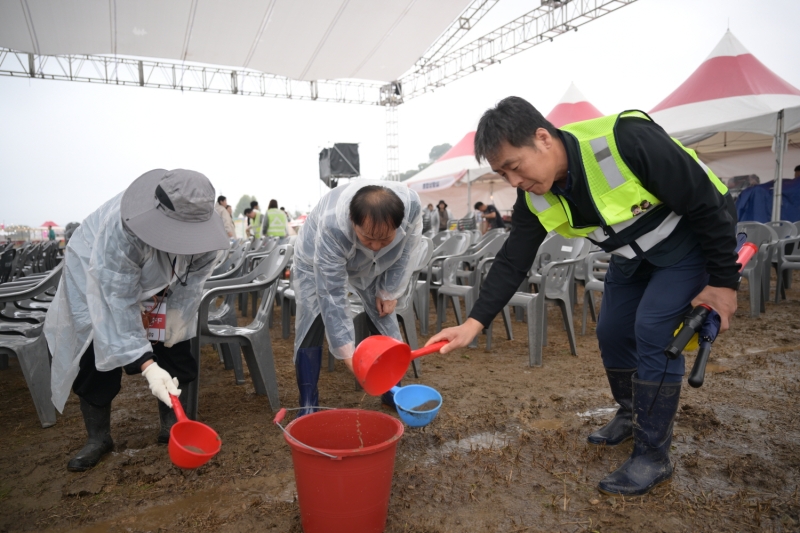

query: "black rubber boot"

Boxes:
[381, 381, 401, 410]
[295, 347, 321, 417]
[67, 398, 113, 472]
[157, 399, 178, 444]
[587, 368, 636, 446]
[597, 375, 681, 496]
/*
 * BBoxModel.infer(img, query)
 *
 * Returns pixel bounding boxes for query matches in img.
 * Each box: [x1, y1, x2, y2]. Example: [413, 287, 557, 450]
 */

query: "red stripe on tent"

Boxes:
[546, 101, 604, 128]
[651, 54, 800, 113]
[438, 131, 476, 160]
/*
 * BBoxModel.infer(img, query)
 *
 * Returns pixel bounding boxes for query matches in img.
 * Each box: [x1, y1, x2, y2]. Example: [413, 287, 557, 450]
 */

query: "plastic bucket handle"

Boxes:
[273, 408, 341, 460]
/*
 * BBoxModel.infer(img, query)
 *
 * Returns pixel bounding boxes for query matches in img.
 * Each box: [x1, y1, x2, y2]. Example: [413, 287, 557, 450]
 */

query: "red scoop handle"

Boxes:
[273, 408, 287, 425]
[410, 341, 449, 361]
[170, 394, 188, 423]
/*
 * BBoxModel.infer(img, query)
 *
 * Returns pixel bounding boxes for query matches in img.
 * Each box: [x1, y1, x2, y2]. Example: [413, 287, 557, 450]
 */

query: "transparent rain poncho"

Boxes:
[293, 180, 423, 361]
[44, 193, 220, 412]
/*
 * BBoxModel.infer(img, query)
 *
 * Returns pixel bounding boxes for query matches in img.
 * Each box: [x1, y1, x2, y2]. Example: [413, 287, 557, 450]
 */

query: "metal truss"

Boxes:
[0, 48, 385, 105]
[400, 0, 639, 99]
[385, 105, 400, 180]
[414, 0, 501, 69]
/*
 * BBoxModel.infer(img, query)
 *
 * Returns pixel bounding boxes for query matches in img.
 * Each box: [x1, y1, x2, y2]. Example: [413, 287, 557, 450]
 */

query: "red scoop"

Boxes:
[353, 336, 448, 395]
[168, 394, 221, 469]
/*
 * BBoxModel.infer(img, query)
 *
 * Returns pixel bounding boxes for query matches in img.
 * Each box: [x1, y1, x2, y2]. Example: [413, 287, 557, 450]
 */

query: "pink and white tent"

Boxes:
[404, 131, 516, 219]
[546, 83, 604, 127]
[649, 31, 800, 217]
[406, 86, 605, 218]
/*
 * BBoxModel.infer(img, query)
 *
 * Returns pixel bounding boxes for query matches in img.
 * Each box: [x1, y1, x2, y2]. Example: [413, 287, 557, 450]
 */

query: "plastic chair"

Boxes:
[0, 248, 16, 284]
[737, 222, 778, 317]
[766, 221, 799, 302]
[0, 334, 56, 428]
[435, 235, 507, 339]
[477, 258, 514, 350]
[418, 232, 470, 335]
[580, 252, 611, 335]
[504, 238, 586, 365]
[0, 265, 63, 428]
[774, 225, 800, 303]
[190, 244, 293, 417]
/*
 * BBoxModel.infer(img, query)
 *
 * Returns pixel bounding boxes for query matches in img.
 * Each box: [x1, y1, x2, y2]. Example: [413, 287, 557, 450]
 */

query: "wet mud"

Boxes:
[1, 273, 800, 532]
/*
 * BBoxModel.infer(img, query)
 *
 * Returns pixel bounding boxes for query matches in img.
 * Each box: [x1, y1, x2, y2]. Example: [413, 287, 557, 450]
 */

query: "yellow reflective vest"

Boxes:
[525, 111, 727, 257]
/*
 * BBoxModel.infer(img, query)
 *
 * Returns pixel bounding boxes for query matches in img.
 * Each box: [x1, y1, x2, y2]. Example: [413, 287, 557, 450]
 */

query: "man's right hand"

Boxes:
[425, 318, 484, 354]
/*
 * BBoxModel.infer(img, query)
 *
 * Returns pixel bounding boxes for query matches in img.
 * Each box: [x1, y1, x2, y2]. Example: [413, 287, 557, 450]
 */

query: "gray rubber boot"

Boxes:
[587, 368, 636, 446]
[67, 398, 113, 472]
[597, 375, 681, 496]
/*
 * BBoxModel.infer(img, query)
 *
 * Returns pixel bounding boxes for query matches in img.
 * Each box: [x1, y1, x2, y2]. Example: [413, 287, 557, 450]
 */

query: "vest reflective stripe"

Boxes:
[597, 212, 684, 259]
[528, 191, 552, 212]
[589, 136, 626, 188]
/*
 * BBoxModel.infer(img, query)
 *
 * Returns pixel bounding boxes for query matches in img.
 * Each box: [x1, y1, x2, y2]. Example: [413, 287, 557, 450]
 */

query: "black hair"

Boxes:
[217, 195, 226, 204]
[268, 199, 278, 209]
[795, 164, 800, 172]
[474, 96, 558, 163]
[250, 200, 259, 209]
[243, 208, 253, 216]
[474, 202, 485, 210]
[349, 186, 404, 234]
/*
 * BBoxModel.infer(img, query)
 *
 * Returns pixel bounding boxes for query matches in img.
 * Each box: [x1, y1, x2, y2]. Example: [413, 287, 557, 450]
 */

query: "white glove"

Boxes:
[141, 362, 181, 406]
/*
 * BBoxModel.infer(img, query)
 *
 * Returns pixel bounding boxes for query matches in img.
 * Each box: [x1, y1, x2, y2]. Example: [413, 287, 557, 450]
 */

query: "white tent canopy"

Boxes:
[404, 131, 516, 218]
[0, 0, 471, 82]
[649, 30, 800, 219]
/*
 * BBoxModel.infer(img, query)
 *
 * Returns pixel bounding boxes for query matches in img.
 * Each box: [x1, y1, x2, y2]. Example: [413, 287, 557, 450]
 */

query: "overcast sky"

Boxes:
[1, 0, 798, 228]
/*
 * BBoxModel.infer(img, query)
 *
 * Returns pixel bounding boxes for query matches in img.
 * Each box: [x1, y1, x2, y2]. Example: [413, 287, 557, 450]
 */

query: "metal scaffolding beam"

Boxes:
[413, 0, 501, 69]
[400, 0, 639, 99]
[0, 48, 385, 105]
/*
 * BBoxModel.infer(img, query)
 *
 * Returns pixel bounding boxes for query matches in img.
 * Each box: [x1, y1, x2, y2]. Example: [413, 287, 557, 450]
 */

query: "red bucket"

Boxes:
[281, 409, 403, 533]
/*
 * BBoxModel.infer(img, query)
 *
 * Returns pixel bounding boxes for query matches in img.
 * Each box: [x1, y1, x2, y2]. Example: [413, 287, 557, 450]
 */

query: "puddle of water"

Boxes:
[122, 448, 141, 457]
[577, 407, 618, 419]
[440, 431, 514, 454]
[530, 419, 563, 430]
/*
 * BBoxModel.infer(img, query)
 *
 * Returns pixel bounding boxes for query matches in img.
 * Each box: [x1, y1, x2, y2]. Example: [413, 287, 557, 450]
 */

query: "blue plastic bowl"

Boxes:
[391, 384, 443, 428]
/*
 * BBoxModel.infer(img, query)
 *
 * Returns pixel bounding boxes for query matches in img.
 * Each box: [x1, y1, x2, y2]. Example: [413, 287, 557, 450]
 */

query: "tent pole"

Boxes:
[772, 110, 785, 222]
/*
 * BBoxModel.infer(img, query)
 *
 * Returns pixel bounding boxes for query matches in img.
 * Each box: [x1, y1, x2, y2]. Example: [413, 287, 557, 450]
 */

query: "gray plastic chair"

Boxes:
[774, 226, 800, 303]
[417, 232, 470, 335]
[398, 239, 434, 369]
[435, 235, 507, 342]
[737, 222, 778, 317]
[766, 221, 799, 302]
[580, 252, 611, 335]
[189, 244, 293, 418]
[503, 237, 587, 366]
[0, 265, 62, 428]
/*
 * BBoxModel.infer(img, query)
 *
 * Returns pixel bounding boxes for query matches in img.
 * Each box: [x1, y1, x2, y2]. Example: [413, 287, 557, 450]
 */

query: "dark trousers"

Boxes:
[299, 313, 379, 352]
[596, 247, 709, 383]
[72, 340, 197, 407]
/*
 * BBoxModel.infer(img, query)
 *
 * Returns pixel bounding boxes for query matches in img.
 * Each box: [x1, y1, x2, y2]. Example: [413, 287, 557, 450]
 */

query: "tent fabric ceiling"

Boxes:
[0, 0, 472, 82]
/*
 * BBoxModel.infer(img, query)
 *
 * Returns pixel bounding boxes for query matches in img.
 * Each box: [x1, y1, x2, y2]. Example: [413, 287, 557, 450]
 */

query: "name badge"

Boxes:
[142, 296, 167, 342]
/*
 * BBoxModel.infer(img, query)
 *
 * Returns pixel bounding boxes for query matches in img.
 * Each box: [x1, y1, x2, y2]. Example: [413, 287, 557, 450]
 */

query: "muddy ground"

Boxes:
[2, 273, 800, 533]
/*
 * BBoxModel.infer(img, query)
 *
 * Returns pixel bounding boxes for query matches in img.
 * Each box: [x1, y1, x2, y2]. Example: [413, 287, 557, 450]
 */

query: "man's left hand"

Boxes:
[691, 286, 737, 333]
[376, 297, 397, 317]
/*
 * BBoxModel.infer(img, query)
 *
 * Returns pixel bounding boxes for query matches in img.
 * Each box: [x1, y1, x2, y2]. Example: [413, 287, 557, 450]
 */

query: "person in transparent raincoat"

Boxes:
[44, 169, 230, 472]
[293, 180, 423, 415]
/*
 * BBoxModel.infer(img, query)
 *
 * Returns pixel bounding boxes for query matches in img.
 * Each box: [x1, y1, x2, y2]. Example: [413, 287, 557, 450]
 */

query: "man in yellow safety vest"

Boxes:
[428, 97, 739, 497]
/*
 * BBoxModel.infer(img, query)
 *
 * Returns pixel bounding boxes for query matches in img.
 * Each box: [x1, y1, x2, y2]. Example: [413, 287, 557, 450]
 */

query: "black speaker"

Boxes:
[319, 143, 360, 188]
